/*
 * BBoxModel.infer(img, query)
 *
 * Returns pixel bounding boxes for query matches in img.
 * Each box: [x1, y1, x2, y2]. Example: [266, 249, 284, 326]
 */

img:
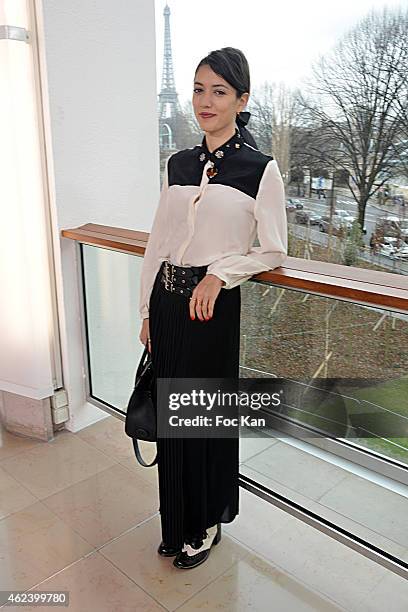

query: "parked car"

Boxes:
[319, 209, 367, 235]
[295, 210, 322, 225]
[375, 216, 408, 243]
[379, 243, 397, 258]
[377, 242, 408, 259]
[382, 236, 398, 246]
[287, 198, 304, 210]
[336, 210, 367, 234]
[318, 215, 347, 235]
[394, 246, 408, 260]
[335, 209, 355, 228]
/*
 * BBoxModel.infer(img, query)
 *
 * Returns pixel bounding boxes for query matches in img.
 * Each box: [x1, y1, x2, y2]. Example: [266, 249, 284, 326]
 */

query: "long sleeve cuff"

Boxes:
[207, 251, 287, 290]
[140, 306, 150, 320]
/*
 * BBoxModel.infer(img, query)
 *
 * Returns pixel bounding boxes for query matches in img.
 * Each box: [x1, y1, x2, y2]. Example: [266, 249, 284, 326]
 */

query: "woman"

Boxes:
[139, 47, 287, 570]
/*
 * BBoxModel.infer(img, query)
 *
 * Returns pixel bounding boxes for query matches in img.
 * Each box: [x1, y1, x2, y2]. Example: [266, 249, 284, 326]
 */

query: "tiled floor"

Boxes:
[0, 416, 407, 611]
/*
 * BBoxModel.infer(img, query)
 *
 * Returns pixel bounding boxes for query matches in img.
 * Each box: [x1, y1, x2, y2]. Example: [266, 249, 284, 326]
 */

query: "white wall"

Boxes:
[38, 0, 161, 430]
[0, 0, 56, 402]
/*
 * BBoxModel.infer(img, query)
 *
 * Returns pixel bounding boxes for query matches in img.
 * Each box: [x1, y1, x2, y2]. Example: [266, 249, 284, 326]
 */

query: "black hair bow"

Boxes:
[236, 111, 251, 128]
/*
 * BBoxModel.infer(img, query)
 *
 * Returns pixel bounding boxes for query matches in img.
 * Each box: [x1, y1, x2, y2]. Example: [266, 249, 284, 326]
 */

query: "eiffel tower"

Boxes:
[158, 3, 182, 151]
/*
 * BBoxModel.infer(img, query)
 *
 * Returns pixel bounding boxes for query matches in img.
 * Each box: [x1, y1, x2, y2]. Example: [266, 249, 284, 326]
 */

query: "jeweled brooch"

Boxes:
[206, 162, 218, 178]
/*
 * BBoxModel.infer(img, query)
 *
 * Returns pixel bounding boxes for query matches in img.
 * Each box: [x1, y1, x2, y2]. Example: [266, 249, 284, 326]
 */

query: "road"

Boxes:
[288, 195, 408, 275]
[292, 193, 404, 240]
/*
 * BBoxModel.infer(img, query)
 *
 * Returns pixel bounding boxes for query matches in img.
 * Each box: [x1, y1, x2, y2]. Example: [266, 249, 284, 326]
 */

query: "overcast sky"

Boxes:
[155, 0, 407, 104]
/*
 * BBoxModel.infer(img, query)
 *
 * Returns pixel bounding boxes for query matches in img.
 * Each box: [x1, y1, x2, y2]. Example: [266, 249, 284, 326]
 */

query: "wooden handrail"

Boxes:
[61, 223, 408, 312]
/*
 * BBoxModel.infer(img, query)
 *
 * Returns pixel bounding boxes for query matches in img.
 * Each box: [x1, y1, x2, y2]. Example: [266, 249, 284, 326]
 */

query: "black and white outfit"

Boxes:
[139, 125, 287, 558]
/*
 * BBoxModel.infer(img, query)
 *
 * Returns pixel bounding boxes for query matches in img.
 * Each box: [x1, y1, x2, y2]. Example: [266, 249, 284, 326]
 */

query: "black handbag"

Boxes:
[125, 344, 158, 467]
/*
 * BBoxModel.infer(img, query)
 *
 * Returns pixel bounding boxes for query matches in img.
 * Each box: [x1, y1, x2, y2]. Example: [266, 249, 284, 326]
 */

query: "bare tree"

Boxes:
[297, 7, 408, 229]
[171, 100, 202, 150]
[270, 83, 297, 185]
[248, 82, 299, 186]
[246, 82, 275, 154]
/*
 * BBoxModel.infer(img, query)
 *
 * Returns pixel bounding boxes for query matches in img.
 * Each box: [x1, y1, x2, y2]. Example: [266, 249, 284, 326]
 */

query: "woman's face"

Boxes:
[192, 64, 248, 134]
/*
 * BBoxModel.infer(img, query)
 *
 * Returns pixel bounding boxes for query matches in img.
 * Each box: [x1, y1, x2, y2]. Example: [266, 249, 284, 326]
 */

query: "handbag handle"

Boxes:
[131, 340, 157, 467]
[136, 343, 151, 374]
[132, 438, 157, 467]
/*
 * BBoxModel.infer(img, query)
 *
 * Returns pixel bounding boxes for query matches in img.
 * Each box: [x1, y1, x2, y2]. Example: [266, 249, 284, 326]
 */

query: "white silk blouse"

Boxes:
[139, 127, 288, 320]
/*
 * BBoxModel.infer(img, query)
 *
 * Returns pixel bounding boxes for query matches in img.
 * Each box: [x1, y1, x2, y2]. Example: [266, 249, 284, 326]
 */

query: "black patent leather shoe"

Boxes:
[157, 541, 182, 557]
[173, 523, 221, 569]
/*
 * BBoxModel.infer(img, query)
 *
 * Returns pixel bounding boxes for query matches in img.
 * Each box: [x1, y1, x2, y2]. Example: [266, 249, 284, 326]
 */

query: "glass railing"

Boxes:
[238, 279, 408, 568]
[63, 224, 408, 580]
[239, 281, 408, 464]
[79, 243, 144, 412]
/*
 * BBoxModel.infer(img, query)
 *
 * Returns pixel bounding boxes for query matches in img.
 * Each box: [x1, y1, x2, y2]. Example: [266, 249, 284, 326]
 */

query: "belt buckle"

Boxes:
[164, 276, 175, 292]
[164, 279, 174, 292]
[164, 262, 175, 283]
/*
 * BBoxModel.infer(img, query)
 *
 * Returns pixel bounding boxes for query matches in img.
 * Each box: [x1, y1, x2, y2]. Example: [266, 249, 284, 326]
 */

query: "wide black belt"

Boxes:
[159, 260, 208, 298]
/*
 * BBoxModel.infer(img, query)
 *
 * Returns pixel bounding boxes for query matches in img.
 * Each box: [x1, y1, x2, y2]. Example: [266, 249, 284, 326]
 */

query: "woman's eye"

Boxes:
[193, 88, 225, 95]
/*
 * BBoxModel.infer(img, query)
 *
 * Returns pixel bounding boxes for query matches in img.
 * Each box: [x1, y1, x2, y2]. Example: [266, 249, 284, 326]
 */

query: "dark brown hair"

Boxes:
[195, 47, 258, 149]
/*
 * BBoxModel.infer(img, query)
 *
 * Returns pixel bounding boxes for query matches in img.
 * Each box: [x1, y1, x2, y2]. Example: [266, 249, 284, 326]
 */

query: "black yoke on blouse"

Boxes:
[167, 128, 274, 201]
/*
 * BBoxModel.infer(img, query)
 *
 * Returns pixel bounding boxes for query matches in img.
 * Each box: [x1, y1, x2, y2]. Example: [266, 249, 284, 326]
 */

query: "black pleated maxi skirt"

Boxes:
[148, 261, 241, 548]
